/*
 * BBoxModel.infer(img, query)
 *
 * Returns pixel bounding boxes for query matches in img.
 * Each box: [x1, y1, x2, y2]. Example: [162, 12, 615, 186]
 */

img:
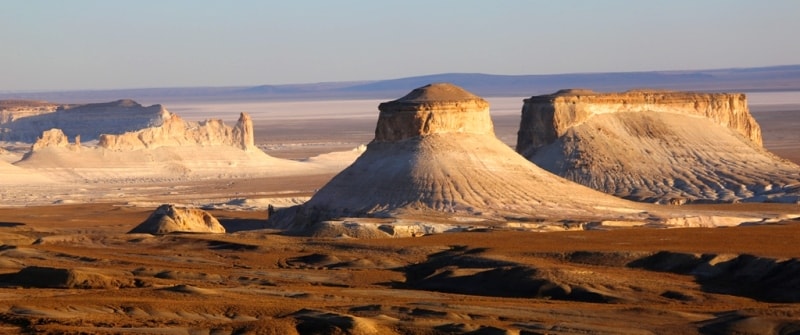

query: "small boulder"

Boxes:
[129, 204, 225, 234]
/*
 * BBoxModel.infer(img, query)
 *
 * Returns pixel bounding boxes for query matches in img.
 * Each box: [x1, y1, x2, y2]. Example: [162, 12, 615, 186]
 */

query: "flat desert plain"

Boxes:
[0, 94, 799, 334]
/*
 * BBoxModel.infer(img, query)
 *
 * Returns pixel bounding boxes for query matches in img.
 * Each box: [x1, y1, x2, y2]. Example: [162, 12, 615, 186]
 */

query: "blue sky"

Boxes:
[2, 0, 798, 91]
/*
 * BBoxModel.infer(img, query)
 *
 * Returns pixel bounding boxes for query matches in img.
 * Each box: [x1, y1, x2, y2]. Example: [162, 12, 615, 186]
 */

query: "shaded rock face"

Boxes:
[516, 89, 761, 157]
[0, 99, 169, 142]
[269, 83, 648, 236]
[0, 266, 134, 289]
[375, 83, 493, 142]
[129, 204, 225, 234]
[98, 112, 255, 151]
[518, 89, 800, 204]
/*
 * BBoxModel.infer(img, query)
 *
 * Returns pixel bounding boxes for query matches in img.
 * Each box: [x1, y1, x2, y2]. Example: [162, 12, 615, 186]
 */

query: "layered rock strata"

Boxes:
[269, 83, 652, 236]
[517, 89, 761, 157]
[518, 89, 800, 203]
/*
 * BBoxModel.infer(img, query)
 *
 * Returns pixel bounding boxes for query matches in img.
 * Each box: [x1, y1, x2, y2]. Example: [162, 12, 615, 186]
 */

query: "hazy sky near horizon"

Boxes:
[2, 0, 799, 91]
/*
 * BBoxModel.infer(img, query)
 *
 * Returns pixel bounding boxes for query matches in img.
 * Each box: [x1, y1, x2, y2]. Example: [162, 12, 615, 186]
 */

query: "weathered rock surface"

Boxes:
[98, 112, 255, 151]
[0, 99, 169, 142]
[129, 204, 225, 234]
[517, 89, 762, 156]
[375, 83, 494, 141]
[519, 89, 800, 203]
[269, 83, 652, 236]
[13, 111, 326, 183]
[30, 129, 81, 152]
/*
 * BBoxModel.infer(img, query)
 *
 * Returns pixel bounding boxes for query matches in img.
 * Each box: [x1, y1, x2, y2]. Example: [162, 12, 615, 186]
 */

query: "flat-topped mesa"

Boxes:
[516, 89, 761, 156]
[375, 83, 494, 142]
[98, 112, 255, 151]
[0, 99, 171, 143]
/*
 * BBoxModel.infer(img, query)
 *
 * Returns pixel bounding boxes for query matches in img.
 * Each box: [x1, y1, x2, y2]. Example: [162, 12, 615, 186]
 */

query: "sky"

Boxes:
[1, 0, 799, 91]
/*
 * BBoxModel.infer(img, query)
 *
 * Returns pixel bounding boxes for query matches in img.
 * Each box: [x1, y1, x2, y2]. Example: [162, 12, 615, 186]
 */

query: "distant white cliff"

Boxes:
[0, 99, 170, 142]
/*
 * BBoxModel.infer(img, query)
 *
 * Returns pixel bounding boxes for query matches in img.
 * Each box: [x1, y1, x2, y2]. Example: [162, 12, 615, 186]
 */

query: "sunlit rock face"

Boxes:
[129, 204, 226, 235]
[97, 112, 256, 151]
[519, 89, 799, 204]
[517, 89, 760, 157]
[375, 83, 494, 142]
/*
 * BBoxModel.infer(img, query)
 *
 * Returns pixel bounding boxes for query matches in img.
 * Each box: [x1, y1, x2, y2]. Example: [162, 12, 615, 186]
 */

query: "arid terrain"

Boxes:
[0, 91, 799, 334]
[0, 204, 799, 334]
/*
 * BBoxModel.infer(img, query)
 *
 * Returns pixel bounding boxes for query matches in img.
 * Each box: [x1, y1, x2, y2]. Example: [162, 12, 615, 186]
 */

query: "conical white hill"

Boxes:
[519, 90, 800, 204]
[271, 83, 649, 235]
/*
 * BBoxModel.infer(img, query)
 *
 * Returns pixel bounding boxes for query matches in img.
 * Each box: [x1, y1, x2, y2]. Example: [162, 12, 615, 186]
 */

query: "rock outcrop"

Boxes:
[0, 99, 169, 142]
[269, 83, 652, 236]
[516, 89, 761, 157]
[374, 83, 494, 141]
[98, 112, 255, 151]
[13, 110, 324, 183]
[518, 89, 800, 203]
[30, 129, 81, 152]
[129, 204, 226, 234]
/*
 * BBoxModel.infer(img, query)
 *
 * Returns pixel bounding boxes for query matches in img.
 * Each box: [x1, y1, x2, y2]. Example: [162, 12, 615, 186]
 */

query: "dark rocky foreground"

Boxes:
[0, 204, 799, 334]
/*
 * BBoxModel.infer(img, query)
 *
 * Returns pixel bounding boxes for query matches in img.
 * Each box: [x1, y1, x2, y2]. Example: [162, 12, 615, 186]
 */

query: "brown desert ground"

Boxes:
[0, 96, 799, 334]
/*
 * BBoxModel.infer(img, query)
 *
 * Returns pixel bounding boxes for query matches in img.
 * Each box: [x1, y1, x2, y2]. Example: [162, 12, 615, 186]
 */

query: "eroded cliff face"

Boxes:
[375, 83, 494, 142]
[518, 89, 799, 204]
[97, 112, 255, 151]
[0, 99, 170, 143]
[30, 129, 81, 152]
[516, 89, 761, 156]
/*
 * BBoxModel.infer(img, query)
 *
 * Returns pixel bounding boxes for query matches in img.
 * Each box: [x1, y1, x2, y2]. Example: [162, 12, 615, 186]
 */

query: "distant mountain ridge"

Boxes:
[2, 65, 799, 103]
